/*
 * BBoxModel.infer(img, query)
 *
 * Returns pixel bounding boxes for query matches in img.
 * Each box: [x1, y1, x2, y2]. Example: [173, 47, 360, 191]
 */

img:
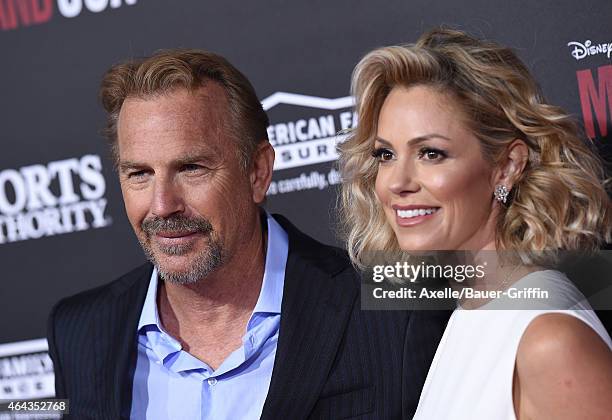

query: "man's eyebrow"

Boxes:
[173, 152, 215, 166]
[374, 133, 451, 146]
[118, 161, 144, 172]
[118, 153, 215, 172]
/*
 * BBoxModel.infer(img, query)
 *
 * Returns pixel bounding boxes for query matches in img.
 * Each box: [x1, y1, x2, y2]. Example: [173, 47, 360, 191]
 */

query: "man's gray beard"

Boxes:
[138, 215, 225, 285]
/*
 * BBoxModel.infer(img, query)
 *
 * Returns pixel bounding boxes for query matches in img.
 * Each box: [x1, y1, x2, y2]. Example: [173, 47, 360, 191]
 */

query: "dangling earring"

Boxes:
[494, 184, 510, 204]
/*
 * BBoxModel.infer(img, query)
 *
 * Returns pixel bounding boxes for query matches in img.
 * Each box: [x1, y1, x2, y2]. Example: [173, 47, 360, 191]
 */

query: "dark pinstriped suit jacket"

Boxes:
[47, 215, 450, 419]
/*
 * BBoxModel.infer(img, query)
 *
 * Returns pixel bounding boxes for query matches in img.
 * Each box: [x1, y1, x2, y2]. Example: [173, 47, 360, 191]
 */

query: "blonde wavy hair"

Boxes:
[338, 28, 611, 268]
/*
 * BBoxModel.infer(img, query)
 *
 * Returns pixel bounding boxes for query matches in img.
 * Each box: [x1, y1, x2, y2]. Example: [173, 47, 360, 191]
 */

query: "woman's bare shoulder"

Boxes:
[514, 312, 612, 419]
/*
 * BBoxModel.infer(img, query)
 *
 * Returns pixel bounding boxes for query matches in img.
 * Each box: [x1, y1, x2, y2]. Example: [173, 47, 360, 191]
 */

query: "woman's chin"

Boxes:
[396, 238, 441, 252]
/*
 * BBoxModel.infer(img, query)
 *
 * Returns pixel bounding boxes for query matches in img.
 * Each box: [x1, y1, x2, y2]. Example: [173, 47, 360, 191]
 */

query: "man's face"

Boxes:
[116, 85, 257, 284]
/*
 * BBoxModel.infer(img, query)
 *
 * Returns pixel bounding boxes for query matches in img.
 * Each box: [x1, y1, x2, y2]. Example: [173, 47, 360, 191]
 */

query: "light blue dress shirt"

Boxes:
[130, 214, 288, 420]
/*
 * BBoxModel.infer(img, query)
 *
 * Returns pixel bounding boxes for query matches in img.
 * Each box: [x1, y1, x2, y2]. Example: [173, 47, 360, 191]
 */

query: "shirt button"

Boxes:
[208, 377, 218, 386]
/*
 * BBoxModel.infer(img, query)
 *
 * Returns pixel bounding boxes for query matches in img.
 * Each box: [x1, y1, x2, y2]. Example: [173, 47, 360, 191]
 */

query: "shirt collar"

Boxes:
[251, 213, 287, 315]
[138, 267, 160, 331]
[137, 212, 288, 332]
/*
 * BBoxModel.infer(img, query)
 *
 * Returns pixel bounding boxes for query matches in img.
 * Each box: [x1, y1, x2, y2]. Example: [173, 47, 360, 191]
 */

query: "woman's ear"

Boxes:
[494, 139, 529, 189]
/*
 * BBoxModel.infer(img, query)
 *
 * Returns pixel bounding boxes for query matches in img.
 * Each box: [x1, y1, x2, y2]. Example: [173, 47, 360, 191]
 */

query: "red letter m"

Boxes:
[576, 65, 612, 139]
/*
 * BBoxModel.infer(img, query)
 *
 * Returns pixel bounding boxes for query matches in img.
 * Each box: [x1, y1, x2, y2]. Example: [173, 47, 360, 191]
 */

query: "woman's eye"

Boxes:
[418, 148, 446, 161]
[372, 148, 394, 162]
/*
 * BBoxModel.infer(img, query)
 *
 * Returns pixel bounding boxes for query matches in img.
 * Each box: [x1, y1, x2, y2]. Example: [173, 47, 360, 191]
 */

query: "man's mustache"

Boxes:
[141, 215, 213, 237]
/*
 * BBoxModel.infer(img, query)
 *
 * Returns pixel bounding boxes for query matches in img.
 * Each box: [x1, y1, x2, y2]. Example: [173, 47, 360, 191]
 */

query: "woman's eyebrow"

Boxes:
[374, 133, 451, 146]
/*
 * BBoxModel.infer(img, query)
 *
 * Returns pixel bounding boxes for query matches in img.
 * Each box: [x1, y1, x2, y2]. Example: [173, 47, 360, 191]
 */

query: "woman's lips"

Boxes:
[393, 206, 440, 227]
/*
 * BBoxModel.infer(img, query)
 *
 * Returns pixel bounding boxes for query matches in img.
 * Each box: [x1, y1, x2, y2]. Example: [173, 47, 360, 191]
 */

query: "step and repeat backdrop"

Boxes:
[0, 0, 610, 402]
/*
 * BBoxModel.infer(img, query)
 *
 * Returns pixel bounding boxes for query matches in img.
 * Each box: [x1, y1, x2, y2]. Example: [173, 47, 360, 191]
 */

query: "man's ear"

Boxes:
[250, 141, 275, 204]
[493, 139, 529, 189]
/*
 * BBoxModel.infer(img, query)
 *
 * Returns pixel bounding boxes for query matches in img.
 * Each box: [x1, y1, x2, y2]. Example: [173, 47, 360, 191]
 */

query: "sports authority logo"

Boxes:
[0, 154, 111, 245]
[262, 92, 356, 171]
[0, 0, 137, 31]
[567, 40, 612, 61]
[0, 338, 54, 400]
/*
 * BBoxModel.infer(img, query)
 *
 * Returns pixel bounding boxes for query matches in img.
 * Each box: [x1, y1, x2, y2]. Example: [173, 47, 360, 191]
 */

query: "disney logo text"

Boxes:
[567, 40, 612, 61]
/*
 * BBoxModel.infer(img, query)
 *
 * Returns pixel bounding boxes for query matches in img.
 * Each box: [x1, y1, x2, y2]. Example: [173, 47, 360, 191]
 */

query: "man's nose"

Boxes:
[387, 159, 420, 196]
[150, 177, 185, 218]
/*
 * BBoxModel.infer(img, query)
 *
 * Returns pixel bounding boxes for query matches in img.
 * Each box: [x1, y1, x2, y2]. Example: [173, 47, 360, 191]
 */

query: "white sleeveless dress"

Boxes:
[413, 270, 612, 420]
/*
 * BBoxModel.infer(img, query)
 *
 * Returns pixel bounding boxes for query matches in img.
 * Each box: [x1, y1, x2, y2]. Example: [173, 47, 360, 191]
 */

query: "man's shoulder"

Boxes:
[272, 213, 356, 280]
[50, 262, 152, 322]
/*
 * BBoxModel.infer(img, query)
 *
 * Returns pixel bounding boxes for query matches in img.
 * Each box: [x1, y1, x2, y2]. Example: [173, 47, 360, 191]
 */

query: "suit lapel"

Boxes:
[261, 217, 357, 420]
[95, 264, 152, 419]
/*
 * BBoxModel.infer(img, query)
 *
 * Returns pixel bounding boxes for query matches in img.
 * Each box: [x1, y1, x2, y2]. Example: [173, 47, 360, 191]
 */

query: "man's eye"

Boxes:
[128, 170, 147, 178]
[372, 148, 394, 162]
[182, 164, 204, 173]
[418, 148, 447, 161]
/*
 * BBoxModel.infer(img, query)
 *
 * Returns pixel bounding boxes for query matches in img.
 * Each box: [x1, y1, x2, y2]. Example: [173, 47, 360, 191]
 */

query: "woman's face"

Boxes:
[374, 85, 499, 251]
